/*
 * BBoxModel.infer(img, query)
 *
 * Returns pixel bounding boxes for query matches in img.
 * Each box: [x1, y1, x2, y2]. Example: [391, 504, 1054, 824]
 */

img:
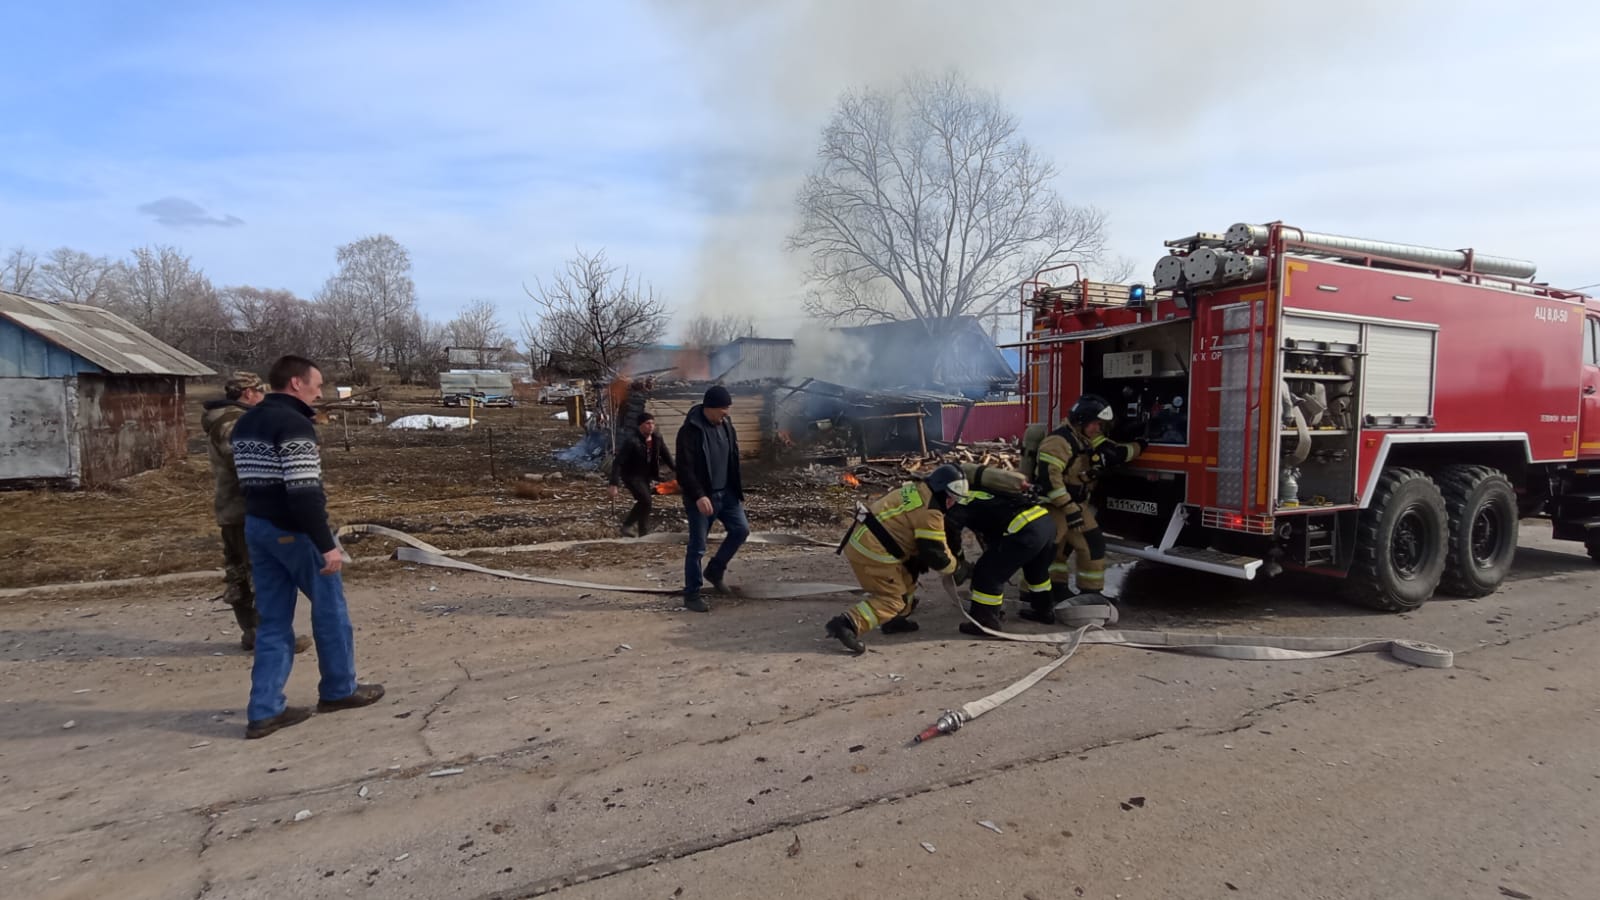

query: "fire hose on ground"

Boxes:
[340, 524, 1455, 744]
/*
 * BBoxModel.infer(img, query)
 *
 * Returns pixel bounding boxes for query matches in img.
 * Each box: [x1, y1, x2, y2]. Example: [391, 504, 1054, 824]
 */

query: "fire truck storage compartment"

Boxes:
[1278, 314, 1363, 510]
[1081, 319, 1192, 446]
[1275, 314, 1435, 510]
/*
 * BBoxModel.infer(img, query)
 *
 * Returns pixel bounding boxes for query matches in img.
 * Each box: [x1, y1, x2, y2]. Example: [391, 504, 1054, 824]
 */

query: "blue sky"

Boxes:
[3, 1, 1597, 338]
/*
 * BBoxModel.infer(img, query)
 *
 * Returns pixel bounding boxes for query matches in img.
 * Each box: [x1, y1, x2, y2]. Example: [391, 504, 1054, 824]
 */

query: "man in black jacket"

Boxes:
[674, 385, 750, 613]
[231, 355, 385, 739]
[609, 412, 674, 536]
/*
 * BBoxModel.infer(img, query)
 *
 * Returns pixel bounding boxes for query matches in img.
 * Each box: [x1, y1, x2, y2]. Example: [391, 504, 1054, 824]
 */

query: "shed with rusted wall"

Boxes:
[0, 291, 213, 489]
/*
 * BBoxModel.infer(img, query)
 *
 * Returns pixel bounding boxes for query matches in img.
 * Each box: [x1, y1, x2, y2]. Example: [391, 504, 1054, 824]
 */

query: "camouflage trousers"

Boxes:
[220, 524, 258, 633]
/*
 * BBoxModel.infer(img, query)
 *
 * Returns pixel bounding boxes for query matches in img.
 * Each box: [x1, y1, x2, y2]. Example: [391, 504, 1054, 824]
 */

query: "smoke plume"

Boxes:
[646, 0, 1423, 336]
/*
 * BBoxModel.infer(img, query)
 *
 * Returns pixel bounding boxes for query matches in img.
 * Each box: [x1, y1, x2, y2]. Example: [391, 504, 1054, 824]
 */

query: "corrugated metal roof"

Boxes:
[0, 291, 214, 377]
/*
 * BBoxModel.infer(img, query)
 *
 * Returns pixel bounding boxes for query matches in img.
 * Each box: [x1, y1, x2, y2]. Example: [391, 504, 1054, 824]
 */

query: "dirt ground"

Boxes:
[1, 522, 1597, 899]
[4, 389, 1598, 899]
[0, 385, 849, 590]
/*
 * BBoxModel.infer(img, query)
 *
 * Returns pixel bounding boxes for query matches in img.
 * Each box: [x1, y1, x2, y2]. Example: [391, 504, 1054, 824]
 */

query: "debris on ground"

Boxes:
[387, 415, 472, 431]
[919, 841, 937, 854]
[977, 820, 1003, 834]
[427, 767, 465, 778]
[293, 810, 313, 822]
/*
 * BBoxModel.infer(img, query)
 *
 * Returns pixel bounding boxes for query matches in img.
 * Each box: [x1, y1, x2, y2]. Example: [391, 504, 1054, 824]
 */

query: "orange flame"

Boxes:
[840, 473, 861, 487]
[655, 480, 680, 495]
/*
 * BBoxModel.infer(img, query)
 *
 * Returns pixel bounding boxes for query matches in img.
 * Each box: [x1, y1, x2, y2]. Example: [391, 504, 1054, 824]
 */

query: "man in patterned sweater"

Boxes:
[231, 355, 385, 739]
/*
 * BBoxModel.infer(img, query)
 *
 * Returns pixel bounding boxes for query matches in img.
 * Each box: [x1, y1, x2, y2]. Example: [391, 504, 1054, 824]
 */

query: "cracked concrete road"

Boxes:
[1, 526, 1596, 900]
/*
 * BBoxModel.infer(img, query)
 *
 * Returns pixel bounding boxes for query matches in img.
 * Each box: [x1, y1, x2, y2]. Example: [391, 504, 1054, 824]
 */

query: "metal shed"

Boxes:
[0, 291, 214, 488]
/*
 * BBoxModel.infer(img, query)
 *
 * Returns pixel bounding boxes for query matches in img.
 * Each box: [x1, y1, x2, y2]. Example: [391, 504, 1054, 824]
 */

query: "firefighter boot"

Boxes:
[880, 615, 920, 634]
[826, 615, 866, 655]
[1016, 589, 1057, 625]
[958, 601, 1005, 637]
[881, 593, 920, 633]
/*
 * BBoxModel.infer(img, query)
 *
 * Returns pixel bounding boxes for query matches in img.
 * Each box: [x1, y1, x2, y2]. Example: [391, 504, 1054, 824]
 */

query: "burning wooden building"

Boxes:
[0, 291, 214, 488]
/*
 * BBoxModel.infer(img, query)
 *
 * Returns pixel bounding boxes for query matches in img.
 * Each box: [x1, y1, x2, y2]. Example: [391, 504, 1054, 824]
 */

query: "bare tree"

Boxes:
[385, 310, 448, 385]
[315, 277, 373, 380]
[327, 234, 418, 372]
[521, 248, 668, 382]
[789, 70, 1108, 339]
[681, 312, 756, 351]
[118, 245, 227, 361]
[448, 298, 507, 365]
[222, 285, 335, 369]
[39, 248, 118, 305]
[2, 247, 38, 294]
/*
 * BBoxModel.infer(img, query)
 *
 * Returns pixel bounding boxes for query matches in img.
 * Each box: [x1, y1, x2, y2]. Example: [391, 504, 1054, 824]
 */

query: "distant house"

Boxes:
[779, 316, 1017, 400]
[0, 291, 214, 488]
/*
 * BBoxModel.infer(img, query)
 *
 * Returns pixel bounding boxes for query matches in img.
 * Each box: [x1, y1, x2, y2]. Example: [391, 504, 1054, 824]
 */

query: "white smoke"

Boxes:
[644, 0, 1426, 332]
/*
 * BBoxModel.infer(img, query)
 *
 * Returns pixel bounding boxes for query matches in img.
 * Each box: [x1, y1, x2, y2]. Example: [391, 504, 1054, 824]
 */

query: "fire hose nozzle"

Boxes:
[912, 709, 966, 744]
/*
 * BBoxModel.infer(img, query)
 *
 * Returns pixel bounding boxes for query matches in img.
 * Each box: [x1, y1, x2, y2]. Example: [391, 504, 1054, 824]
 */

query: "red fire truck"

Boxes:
[1017, 222, 1597, 611]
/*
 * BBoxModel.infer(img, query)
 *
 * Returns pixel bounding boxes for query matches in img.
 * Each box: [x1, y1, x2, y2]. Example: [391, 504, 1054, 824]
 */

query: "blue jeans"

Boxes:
[244, 516, 358, 722]
[684, 490, 750, 596]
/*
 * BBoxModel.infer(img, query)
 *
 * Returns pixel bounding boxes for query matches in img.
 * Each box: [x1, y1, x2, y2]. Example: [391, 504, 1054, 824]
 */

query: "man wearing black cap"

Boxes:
[609, 411, 674, 536]
[674, 384, 750, 612]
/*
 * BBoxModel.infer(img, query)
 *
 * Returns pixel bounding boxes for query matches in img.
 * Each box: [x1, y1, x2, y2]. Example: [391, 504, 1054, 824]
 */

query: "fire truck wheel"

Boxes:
[1347, 467, 1448, 612]
[1436, 465, 1518, 598]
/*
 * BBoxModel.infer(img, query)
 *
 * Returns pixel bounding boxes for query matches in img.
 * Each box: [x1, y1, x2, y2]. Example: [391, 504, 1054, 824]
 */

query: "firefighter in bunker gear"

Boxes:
[1027, 393, 1147, 623]
[825, 466, 966, 655]
[944, 485, 1055, 637]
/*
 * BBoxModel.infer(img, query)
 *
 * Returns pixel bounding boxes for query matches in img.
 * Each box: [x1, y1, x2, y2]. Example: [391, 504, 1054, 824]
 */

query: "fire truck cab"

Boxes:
[1018, 222, 1598, 611]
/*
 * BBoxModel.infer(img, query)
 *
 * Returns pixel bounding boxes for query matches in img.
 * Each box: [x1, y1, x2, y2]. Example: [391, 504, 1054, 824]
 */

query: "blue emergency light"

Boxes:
[1127, 283, 1147, 307]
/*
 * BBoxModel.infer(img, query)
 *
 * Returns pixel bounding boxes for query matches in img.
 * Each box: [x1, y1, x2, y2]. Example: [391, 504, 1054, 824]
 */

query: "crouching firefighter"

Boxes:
[944, 477, 1055, 637]
[825, 465, 966, 655]
[1027, 394, 1147, 624]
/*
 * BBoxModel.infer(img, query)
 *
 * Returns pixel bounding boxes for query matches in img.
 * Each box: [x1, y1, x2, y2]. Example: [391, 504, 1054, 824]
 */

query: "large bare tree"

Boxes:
[119, 245, 228, 361]
[521, 249, 668, 381]
[1, 247, 38, 294]
[680, 312, 756, 351]
[314, 277, 373, 379]
[326, 234, 418, 372]
[788, 70, 1108, 338]
[222, 285, 337, 369]
[39, 248, 118, 305]
[448, 299, 507, 365]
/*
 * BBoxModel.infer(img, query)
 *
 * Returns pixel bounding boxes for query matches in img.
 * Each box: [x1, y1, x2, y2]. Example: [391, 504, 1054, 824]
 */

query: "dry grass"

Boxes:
[1, 384, 852, 590]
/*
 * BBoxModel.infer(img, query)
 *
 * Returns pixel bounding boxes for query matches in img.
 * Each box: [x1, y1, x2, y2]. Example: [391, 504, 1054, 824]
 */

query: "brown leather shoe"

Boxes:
[317, 683, 386, 713]
[245, 706, 312, 739]
[293, 635, 313, 654]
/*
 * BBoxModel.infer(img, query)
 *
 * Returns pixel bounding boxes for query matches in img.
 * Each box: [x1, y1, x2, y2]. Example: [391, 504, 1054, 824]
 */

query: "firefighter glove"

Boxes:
[1065, 506, 1086, 531]
[953, 556, 973, 585]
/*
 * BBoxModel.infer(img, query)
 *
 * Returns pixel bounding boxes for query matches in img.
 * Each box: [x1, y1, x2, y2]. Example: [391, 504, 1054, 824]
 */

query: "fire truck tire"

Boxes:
[1436, 465, 1518, 598]
[1347, 467, 1448, 612]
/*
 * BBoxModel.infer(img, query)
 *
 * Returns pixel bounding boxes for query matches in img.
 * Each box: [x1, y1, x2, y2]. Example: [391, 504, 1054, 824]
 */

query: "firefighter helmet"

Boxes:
[925, 464, 970, 499]
[1067, 393, 1116, 429]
